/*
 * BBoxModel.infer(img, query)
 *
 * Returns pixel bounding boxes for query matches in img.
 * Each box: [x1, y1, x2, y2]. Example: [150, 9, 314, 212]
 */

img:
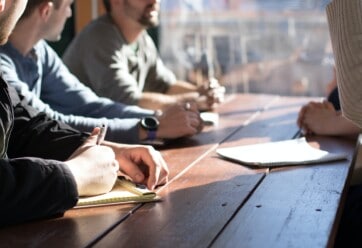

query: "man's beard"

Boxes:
[138, 11, 159, 28]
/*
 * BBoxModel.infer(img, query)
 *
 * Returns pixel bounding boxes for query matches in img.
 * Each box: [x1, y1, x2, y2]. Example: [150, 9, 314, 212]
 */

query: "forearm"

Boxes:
[315, 114, 361, 137]
[166, 81, 198, 95]
[48, 113, 143, 144]
[138, 92, 178, 110]
[335, 115, 361, 136]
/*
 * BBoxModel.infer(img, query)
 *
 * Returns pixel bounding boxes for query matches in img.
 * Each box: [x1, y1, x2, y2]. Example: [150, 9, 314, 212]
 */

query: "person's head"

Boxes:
[0, 0, 28, 44]
[103, 0, 160, 29]
[19, 0, 73, 41]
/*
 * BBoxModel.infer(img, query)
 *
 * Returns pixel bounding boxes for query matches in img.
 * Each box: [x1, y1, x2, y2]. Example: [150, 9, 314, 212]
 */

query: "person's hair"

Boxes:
[20, 0, 62, 19]
[103, 0, 111, 13]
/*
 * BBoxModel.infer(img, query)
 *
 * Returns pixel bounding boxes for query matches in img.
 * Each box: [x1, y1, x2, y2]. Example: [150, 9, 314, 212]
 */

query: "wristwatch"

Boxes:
[140, 116, 159, 140]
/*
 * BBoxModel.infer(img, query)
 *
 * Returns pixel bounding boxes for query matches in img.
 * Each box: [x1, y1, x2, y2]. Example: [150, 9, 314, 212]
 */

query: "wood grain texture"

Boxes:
[0, 204, 136, 248]
[94, 156, 264, 248]
[0, 94, 354, 248]
[94, 94, 337, 248]
[212, 159, 353, 248]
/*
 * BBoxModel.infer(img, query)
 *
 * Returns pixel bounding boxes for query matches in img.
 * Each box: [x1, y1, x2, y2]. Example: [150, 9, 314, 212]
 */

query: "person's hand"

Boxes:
[65, 128, 119, 196]
[105, 143, 169, 190]
[157, 102, 203, 139]
[197, 77, 225, 110]
[297, 100, 339, 135]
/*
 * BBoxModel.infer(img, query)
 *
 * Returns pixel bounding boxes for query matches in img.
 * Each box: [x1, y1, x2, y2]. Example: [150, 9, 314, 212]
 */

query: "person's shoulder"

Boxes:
[75, 15, 128, 51]
[0, 42, 17, 67]
[0, 42, 15, 55]
[78, 14, 115, 38]
[0, 42, 26, 64]
[35, 40, 59, 57]
[69, 14, 122, 52]
[35, 39, 50, 49]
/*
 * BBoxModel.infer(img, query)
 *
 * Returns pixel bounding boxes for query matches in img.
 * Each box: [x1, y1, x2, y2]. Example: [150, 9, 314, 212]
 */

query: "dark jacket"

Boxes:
[0, 76, 88, 227]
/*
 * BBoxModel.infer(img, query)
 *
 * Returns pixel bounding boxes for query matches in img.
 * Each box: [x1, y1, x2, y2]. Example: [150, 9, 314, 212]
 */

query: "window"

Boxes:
[159, 0, 334, 97]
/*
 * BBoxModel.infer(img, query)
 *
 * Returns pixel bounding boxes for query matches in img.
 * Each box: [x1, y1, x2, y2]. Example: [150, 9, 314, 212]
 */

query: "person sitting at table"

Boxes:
[62, 0, 225, 111]
[0, 0, 203, 145]
[0, 0, 169, 227]
[326, 0, 362, 247]
[297, 67, 360, 138]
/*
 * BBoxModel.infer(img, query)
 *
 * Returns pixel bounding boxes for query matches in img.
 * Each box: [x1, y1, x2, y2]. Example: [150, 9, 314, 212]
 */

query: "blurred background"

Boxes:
[54, 0, 334, 98]
[159, 0, 334, 97]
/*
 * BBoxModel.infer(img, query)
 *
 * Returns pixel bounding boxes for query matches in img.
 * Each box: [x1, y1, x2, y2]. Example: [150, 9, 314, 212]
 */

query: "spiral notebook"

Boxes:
[75, 177, 161, 208]
[216, 137, 347, 167]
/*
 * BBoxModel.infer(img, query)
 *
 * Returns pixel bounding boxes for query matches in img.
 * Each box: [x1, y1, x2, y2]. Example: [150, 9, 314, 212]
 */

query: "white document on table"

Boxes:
[217, 137, 347, 167]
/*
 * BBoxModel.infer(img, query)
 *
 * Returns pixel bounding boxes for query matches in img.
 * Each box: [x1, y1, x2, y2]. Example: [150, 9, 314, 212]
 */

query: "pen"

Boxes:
[96, 124, 107, 145]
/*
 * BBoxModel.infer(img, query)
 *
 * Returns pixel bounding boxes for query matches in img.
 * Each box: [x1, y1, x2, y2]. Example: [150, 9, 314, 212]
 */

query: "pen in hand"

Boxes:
[96, 124, 107, 145]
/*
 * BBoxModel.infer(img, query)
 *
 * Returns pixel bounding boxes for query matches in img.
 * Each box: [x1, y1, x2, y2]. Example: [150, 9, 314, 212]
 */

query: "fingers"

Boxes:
[297, 105, 307, 128]
[195, 97, 210, 111]
[146, 156, 161, 190]
[298, 100, 334, 129]
[297, 100, 338, 136]
[176, 103, 203, 134]
[297, 103, 316, 134]
[83, 127, 101, 146]
[121, 162, 145, 185]
[207, 86, 225, 104]
[203, 87, 225, 109]
[197, 81, 225, 110]
[67, 127, 102, 160]
[322, 100, 336, 111]
[117, 146, 169, 190]
[122, 159, 167, 190]
[111, 159, 119, 172]
[66, 143, 119, 196]
[183, 101, 198, 112]
[185, 111, 203, 134]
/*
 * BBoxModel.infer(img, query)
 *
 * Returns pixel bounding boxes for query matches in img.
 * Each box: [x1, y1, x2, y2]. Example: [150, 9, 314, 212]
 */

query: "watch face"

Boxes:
[141, 116, 159, 131]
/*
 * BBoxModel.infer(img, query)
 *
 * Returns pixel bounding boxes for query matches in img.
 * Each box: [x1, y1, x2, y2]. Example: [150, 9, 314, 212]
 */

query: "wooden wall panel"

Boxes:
[74, 0, 105, 33]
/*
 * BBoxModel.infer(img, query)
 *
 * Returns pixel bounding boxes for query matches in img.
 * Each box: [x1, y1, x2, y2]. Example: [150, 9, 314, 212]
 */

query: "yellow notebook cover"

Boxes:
[75, 177, 161, 208]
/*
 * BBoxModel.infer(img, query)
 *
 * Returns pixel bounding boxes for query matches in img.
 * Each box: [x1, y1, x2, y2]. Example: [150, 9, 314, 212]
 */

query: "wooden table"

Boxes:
[0, 93, 356, 248]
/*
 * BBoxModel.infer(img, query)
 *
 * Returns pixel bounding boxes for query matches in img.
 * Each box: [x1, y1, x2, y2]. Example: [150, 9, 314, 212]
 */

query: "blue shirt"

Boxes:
[0, 40, 154, 143]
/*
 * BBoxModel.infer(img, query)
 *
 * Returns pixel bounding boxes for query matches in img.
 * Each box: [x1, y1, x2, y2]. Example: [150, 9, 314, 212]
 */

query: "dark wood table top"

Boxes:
[0, 93, 356, 248]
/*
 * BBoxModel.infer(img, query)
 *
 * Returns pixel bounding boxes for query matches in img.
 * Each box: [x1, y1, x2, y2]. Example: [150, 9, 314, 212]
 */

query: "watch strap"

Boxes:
[147, 130, 157, 140]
